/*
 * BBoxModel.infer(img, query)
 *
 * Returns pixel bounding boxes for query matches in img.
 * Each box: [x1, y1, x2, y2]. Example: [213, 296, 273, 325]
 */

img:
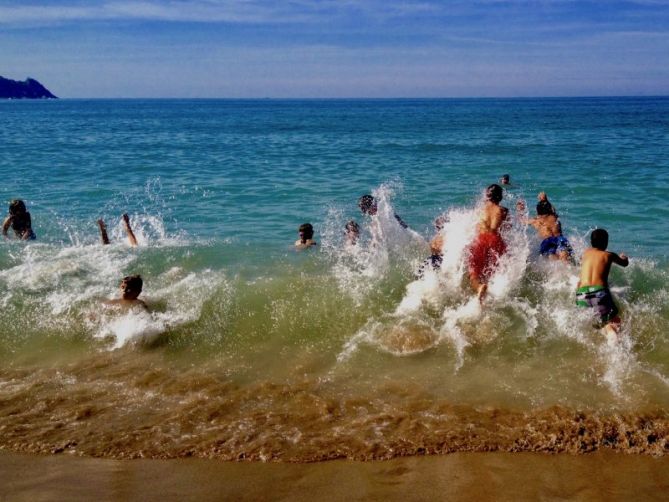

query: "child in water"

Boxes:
[2, 200, 36, 240]
[345, 220, 360, 246]
[295, 223, 317, 249]
[576, 228, 629, 339]
[104, 274, 148, 310]
[468, 184, 508, 302]
[524, 193, 573, 262]
[97, 213, 138, 246]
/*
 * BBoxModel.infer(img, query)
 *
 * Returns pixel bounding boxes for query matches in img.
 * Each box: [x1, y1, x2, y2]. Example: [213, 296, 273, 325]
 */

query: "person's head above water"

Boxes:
[358, 194, 377, 215]
[434, 215, 448, 231]
[536, 200, 554, 216]
[345, 220, 360, 235]
[120, 275, 143, 300]
[8, 199, 27, 216]
[485, 184, 503, 204]
[500, 174, 510, 185]
[590, 228, 609, 251]
[298, 223, 314, 242]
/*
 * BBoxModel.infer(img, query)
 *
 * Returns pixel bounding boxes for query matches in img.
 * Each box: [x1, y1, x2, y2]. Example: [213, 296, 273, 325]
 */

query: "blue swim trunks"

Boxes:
[540, 236, 572, 257]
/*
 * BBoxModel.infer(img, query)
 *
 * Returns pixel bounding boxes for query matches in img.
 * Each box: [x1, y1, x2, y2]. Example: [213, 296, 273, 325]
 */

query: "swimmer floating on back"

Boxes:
[576, 228, 629, 340]
[97, 213, 138, 247]
[468, 184, 508, 302]
[2, 199, 36, 240]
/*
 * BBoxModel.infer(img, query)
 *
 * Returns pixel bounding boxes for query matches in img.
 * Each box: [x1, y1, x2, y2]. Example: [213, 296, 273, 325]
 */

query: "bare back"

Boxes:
[529, 214, 562, 239]
[477, 202, 508, 234]
[578, 248, 629, 288]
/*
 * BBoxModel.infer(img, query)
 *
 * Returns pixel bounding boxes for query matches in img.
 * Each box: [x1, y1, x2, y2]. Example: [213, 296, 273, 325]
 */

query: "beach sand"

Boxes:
[1, 450, 667, 501]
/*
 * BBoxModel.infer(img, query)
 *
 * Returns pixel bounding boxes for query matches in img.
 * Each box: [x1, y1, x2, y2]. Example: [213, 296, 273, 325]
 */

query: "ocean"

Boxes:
[0, 97, 667, 460]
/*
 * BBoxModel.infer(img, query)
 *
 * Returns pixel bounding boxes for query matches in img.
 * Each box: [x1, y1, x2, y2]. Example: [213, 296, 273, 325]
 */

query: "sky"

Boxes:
[1, 0, 668, 98]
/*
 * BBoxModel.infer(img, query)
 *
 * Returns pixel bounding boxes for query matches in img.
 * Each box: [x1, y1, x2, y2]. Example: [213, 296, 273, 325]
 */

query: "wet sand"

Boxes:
[1, 450, 667, 501]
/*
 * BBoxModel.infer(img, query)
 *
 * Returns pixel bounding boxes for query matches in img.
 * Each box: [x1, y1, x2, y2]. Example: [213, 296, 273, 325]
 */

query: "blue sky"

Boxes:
[1, 0, 668, 97]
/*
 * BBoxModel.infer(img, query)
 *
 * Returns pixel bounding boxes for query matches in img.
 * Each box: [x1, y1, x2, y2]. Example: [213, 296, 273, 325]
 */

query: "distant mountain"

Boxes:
[0, 76, 57, 99]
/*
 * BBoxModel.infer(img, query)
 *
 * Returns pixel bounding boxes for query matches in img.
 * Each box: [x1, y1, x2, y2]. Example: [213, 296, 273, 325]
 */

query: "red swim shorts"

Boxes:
[468, 232, 506, 281]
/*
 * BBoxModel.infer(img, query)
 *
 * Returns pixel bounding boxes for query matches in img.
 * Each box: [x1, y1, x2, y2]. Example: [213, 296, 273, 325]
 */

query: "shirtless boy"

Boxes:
[295, 223, 317, 249]
[468, 184, 508, 302]
[97, 213, 138, 246]
[104, 275, 148, 310]
[576, 228, 629, 337]
[526, 195, 573, 262]
[2, 199, 36, 240]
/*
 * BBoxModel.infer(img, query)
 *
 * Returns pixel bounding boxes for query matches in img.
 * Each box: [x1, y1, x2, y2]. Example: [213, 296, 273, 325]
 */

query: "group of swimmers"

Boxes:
[4, 180, 630, 338]
[293, 174, 629, 338]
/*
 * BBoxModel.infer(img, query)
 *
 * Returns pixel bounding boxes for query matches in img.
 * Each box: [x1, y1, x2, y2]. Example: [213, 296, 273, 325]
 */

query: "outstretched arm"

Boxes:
[612, 252, 629, 267]
[122, 213, 138, 247]
[97, 219, 110, 245]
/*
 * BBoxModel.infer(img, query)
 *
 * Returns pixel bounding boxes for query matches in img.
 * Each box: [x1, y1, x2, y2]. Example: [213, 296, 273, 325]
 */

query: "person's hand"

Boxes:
[516, 200, 526, 211]
[620, 253, 628, 260]
[97, 218, 106, 228]
[537, 192, 548, 202]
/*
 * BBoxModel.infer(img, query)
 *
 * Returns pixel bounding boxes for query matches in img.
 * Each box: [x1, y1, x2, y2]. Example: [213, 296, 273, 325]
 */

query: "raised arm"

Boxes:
[122, 213, 138, 247]
[97, 219, 110, 245]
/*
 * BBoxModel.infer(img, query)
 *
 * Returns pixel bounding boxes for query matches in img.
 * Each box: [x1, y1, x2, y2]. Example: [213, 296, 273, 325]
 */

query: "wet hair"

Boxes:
[485, 184, 503, 203]
[590, 228, 609, 250]
[298, 223, 314, 240]
[536, 200, 554, 216]
[345, 220, 359, 234]
[9, 199, 26, 216]
[121, 274, 143, 293]
[500, 174, 510, 184]
[434, 215, 448, 231]
[358, 194, 377, 214]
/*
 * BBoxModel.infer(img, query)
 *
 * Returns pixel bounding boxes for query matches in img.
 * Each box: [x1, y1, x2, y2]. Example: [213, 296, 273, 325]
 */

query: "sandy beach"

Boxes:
[1, 450, 668, 501]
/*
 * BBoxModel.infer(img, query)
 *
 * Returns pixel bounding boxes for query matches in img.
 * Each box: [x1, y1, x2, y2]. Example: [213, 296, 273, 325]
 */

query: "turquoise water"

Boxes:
[0, 98, 667, 460]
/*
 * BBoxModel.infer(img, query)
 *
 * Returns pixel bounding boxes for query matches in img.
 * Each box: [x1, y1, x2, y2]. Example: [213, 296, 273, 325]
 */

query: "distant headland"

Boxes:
[0, 76, 57, 99]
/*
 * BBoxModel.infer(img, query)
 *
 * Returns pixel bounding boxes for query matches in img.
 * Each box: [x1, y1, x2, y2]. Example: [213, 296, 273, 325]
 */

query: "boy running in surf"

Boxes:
[468, 184, 508, 302]
[525, 193, 573, 262]
[576, 228, 629, 338]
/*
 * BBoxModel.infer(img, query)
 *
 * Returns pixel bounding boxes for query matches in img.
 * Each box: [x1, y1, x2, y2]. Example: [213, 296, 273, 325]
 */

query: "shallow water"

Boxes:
[0, 98, 667, 459]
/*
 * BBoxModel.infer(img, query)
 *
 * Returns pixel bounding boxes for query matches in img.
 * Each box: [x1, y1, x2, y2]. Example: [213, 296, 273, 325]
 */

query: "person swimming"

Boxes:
[295, 222, 317, 249]
[345, 220, 360, 246]
[2, 199, 36, 240]
[468, 184, 508, 302]
[358, 194, 408, 229]
[104, 274, 148, 310]
[576, 228, 629, 340]
[525, 194, 573, 262]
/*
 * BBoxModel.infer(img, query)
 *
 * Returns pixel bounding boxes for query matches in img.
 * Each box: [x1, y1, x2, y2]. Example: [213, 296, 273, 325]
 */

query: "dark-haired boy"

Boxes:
[526, 193, 572, 262]
[468, 184, 509, 302]
[104, 275, 148, 309]
[295, 223, 317, 249]
[576, 228, 629, 338]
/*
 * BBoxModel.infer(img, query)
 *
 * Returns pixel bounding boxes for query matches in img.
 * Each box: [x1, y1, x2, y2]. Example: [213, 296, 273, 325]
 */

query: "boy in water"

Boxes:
[416, 215, 447, 277]
[2, 199, 36, 240]
[295, 223, 317, 249]
[576, 228, 629, 338]
[468, 184, 508, 302]
[345, 220, 360, 246]
[97, 213, 138, 246]
[525, 193, 573, 262]
[104, 274, 148, 310]
[358, 194, 408, 229]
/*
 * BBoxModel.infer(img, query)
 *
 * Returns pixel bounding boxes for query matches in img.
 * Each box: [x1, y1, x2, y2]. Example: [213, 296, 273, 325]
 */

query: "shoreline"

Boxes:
[1, 450, 667, 501]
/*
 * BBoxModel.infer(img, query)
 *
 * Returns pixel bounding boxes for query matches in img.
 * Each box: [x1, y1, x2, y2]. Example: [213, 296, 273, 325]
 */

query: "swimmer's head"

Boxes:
[298, 223, 314, 241]
[120, 275, 143, 300]
[485, 184, 503, 204]
[8, 200, 26, 216]
[434, 215, 448, 231]
[345, 220, 360, 235]
[500, 174, 510, 185]
[358, 194, 377, 215]
[590, 228, 609, 251]
[536, 200, 554, 216]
